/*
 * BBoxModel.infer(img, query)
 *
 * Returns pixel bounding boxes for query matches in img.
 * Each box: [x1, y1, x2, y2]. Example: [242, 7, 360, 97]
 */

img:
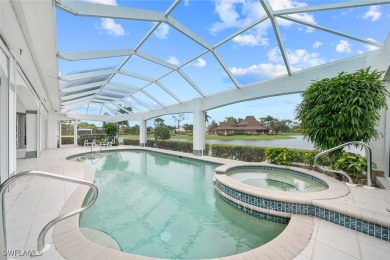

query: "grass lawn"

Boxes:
[120, 133, 301, 141]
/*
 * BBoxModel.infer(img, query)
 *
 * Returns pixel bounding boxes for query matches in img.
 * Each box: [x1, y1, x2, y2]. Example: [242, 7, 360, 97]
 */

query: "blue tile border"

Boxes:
[225, 165, 329, 188]
[217, 193, 290, 225]
[215, 180, 390, 242]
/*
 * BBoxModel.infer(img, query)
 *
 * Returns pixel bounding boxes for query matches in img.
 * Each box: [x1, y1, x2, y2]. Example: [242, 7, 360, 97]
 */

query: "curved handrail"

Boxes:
[0, 170, 98, 257]
[314, 141, 372, 187]
[91, 143, 102, 152]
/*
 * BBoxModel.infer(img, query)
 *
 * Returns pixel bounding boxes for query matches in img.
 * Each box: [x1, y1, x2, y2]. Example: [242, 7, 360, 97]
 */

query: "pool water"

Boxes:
[72, 150, 286, 259]
[228, 169, 327, 192]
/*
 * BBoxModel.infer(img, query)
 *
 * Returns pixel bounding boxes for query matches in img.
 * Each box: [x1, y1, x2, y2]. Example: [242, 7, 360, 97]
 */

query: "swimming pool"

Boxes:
[226, 166, 328, 192]
[71, 150, 287, 259]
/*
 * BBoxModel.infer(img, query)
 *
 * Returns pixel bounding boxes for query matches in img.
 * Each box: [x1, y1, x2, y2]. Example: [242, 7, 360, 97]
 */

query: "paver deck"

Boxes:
[4, 146, 390, 259]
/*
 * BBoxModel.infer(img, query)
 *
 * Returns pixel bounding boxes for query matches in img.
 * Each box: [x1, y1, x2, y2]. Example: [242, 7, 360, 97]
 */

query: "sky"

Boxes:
[56, 0, 390, 127]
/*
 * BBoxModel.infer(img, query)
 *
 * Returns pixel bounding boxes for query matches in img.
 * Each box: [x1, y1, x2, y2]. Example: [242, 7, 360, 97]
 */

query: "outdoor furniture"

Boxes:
[84, 137, 96, 146]
[100, 136, 115, 147]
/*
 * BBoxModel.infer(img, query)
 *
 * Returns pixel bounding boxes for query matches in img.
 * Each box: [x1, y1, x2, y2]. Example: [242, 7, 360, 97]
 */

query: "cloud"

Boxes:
[230, 63, 287, 77]
[99, 18, 125, 37]
[333, 8, 353, 19]
[267, 47, 324, 69]
[312, 41, 323, 49]
[210, 0, 316, 46]
[154, 23, 170, 39]
[183, 0, 190, 6]
[87, 0, 117, 5]
[363, 6, 381, 21]
[233, 29, 269, 46]
[229, 46, 325, 79]
[89, 1, 124, 37]
[267, 47, 283, 63]
[287, 49, 324, 68]
[209, 0, 250, 34]
[271, 0, 316, 33]
[336, 40, 352, 53]
[210, 0, 270, 46]
[166, 56, 180, 66]
[193, 58, 207, 68]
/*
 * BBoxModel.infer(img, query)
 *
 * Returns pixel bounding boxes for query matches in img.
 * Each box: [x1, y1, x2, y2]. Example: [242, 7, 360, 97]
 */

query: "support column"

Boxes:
[139, 118, 147, 147]
[384, 81, 390, 177]
[0, 51, 16, 183]
[193, 110, 205, 156]
[25, 110, 38, 158]
[47, 112, 59, 149]
[74, 120, 78, 147]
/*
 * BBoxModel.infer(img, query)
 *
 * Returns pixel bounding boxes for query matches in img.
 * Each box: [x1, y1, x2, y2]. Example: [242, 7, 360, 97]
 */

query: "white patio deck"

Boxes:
[4, 146, 390, 259]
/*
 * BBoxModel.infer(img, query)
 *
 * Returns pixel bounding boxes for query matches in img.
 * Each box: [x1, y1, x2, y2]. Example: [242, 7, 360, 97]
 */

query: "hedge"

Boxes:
[123, 139, 322, 167]
[61, 137, 74, 145]
[209, 144, 266, 162]
[123, 139, 139, 146]
[123, 139, 211, 154]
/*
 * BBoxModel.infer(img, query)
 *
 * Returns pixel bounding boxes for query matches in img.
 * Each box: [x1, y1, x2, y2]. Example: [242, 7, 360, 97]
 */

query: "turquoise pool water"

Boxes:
[228, 169, 327, 192]
[71, 150, 286, 259]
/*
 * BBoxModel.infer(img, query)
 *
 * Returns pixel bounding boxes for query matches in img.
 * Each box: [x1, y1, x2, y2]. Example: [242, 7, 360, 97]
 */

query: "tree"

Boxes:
[183, 124, 193, 132]
[225, 116, 239, 126]
[172, 113, 186, 135]
[78, 122, 97, 133]
[128, 125, 140, 135]
[274, 120, 290, 134]
[208, 120, 218, 134]
[295, 68, 389, 150]
[103, 123, 118, 137]
[117, 105, 132, 114]
[154, 125, 171, 140]
[260, 115, 276, 132]
[205, 111, 211, 125]
[154, 118, 165, 127]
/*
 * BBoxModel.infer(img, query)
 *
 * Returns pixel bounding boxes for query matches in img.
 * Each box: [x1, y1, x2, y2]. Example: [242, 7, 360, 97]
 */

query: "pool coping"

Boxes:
[51, 146, 335, 259]
[214, 162, 350, 203]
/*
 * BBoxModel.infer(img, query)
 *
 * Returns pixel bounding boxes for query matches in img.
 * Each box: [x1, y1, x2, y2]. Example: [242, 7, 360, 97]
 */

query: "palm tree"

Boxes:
[260, 115, 276, 132]
[205, 111, 211, 125]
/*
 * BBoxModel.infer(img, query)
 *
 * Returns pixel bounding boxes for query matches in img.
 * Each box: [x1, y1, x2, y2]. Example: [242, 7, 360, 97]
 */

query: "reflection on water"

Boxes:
[229, 170, 327, 192]
[74, 150, 286, 259]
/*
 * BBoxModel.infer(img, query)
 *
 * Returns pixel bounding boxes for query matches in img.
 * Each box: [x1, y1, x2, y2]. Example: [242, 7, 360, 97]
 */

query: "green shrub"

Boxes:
[123, 139, 140, 146]
[61, 137, 74, 145]
[112, 138, 119, 146]
[209, 144, 266, 162]
[302, 150, 318, 169]
[146, 140, 193, 153]
[265, 147, 297, 165]
[331, 152, 376, 180]
[296, 68, 389, 150]
[103, 123, 118, 137]
[154, 126, 171, 140]
[124, 139, 210, 155]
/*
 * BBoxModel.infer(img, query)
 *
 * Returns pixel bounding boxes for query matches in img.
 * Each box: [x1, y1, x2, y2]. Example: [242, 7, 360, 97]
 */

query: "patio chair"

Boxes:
[100, 136, 115, 147]
[84, 137, 96, 146]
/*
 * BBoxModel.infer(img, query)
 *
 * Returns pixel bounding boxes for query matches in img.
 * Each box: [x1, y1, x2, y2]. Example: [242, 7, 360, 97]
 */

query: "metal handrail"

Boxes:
[91, 143, 102, 152]
[0, 171, 98, 258]
[314, 141, 372, 187]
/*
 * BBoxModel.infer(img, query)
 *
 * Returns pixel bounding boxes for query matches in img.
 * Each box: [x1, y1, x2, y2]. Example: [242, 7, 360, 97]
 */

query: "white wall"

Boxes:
[16, 96, 25, 113]
[25, 112, 37, 157]
[1, 0, 58, 162]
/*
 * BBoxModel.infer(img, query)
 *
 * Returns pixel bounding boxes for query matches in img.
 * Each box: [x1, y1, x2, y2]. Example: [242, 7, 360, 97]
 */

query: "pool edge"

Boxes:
[52, 146, 317, 259]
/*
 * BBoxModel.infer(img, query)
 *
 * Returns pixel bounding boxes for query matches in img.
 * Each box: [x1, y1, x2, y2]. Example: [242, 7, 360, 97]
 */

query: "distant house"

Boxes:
[214, 116, 269, 136]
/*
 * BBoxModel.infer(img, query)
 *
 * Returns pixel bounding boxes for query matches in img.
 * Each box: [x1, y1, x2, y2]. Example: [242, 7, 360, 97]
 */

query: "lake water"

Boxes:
[205, 135, 315, 150]
[120, 136, 362, 153]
